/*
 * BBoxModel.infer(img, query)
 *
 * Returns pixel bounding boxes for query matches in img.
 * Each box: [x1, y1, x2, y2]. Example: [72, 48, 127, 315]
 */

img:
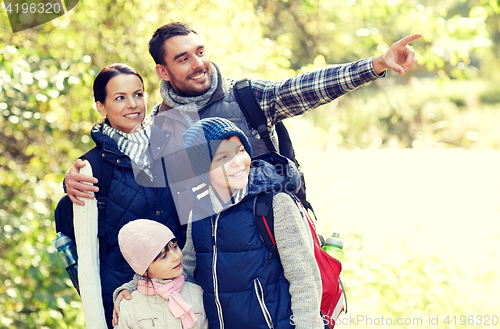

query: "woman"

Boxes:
[73, 63, 183, 328]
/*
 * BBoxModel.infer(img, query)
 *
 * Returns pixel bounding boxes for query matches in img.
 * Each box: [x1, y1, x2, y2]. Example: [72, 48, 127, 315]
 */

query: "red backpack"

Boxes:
[254, 191, 346, 328]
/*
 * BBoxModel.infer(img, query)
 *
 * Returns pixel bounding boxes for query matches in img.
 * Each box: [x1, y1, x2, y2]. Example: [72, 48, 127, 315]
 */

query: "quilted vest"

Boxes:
[191, 197, 293, 329]
[190, 153, 301, 329]
[91, 127, 183, 328]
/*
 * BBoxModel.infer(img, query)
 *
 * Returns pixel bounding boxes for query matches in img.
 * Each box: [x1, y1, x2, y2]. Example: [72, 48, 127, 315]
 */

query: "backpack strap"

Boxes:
[253, 192, 282, 267]
[55, 195, 77, 242]
[234, 79, 277, 153]
[80, 147, 114, 262]
[234, 79, 316, 216]
[339, 276, 348, 314]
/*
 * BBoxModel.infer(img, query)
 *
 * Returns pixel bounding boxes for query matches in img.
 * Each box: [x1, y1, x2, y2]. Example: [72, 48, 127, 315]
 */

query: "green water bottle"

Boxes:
[323, 232, 344, 262]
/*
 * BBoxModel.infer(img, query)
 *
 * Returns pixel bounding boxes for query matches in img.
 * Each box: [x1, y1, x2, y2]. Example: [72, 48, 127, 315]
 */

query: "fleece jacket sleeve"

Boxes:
[273, 192, 324, 329]
[181, 213, 197, 283]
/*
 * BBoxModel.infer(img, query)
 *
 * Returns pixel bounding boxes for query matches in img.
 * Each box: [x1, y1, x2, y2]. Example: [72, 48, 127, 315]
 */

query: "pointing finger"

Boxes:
[397, 33, 422, 47]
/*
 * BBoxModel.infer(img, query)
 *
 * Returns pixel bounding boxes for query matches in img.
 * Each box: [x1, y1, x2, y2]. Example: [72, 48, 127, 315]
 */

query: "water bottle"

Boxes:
[53, 232, 80, 294]
[323, 232, 344, 263]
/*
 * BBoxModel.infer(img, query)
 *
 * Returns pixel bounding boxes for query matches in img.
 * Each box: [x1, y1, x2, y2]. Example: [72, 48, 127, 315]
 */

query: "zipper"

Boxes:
[212, 213, 224, 329]
[137, 317, 158, 326]
[254, 278, 274, 329]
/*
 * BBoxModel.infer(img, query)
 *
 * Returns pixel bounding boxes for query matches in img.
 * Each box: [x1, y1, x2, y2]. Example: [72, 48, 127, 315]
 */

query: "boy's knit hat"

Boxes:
[182, 118, 253, 177]
[118, 219, 175, 275]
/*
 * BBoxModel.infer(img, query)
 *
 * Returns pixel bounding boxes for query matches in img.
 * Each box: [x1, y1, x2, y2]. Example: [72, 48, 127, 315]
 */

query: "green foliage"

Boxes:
[254, 0, 498, 80]
[337, 234, 500, 328]
[480, 87, 500, 104]
[300, 78, 500, 149]
[0, 38, 90, 329]
[1, 0, 499, 327]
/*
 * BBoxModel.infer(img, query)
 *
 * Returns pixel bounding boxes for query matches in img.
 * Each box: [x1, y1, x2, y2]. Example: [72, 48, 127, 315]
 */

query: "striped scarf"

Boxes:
[101, 118, 153, 181]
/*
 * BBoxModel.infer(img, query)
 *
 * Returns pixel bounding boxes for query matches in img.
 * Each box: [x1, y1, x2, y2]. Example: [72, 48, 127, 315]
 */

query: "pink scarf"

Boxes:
[137, 275, 198, 329]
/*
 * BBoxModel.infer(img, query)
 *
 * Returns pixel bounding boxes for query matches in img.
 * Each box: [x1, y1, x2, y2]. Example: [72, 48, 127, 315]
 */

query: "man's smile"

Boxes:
[189, 70, 207, 81]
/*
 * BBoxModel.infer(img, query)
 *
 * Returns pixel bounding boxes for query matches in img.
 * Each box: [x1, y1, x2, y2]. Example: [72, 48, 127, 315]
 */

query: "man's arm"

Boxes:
[251, 33, 422, 127]
[65, 159, 99, 206]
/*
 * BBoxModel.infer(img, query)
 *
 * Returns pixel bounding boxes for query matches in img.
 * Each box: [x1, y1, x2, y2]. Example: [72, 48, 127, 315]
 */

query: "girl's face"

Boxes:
[147, 240, 183, 280]
[209, 135, 251, 202]
[96, 74, 146, 133]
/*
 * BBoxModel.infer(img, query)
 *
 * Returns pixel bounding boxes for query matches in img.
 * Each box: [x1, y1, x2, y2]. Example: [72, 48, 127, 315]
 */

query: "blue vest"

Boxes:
[192, 196, 293, 329]
[189, 152, 301, 329]
[91, 126, 183, 328]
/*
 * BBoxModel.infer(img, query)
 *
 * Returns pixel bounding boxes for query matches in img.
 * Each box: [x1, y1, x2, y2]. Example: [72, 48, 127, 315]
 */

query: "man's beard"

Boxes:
[167, 66, 212, 97]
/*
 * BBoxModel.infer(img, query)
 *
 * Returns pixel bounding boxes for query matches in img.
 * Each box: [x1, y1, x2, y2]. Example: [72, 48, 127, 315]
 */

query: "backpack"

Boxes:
[54, 146, 114, 290]
[233, 79, 313, 213]
[253, 191, 347, 329]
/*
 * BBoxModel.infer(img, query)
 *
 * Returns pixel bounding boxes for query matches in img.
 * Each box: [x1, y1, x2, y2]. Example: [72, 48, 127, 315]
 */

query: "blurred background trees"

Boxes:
[1, 0, 499, 327]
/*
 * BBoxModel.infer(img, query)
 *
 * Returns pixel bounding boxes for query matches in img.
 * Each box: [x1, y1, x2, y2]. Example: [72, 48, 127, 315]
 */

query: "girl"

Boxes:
[116, 219, 207, 329]
[73, 64, 183, 328]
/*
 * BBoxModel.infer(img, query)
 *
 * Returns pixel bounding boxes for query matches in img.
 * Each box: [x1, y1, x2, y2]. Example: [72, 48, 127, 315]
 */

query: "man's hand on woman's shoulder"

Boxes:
[65, 159, 99, 206]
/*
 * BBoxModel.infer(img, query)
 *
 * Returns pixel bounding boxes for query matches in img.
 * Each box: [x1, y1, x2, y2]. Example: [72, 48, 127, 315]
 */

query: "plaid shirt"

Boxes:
[250, 57, 384, 127]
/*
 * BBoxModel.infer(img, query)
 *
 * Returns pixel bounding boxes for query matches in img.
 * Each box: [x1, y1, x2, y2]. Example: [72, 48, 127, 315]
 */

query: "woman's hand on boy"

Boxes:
[112, 289, 132, 327]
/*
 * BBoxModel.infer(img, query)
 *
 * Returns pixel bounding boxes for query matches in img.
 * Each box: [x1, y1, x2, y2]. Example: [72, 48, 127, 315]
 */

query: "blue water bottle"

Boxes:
[53, 233, 80, 294]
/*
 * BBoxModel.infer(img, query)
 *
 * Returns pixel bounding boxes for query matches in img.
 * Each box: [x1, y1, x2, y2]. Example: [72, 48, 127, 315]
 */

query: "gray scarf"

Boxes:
[159, 63, 218, 112]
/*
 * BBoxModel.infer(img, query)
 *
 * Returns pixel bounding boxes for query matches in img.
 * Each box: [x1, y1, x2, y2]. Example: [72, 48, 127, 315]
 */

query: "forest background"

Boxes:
[1, 0, 500, 328]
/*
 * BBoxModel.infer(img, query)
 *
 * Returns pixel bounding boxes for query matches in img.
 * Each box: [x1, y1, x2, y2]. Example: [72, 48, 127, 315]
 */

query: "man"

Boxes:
[66, 22, 421, 203]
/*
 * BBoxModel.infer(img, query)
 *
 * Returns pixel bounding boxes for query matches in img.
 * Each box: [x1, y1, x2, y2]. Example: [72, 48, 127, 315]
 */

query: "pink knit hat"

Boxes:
[118, 219, 175, 275]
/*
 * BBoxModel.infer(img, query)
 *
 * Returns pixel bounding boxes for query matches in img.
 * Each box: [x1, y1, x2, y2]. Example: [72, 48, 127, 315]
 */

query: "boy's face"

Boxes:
[147, 240, 183, 280]
[209, 136, 251, 200]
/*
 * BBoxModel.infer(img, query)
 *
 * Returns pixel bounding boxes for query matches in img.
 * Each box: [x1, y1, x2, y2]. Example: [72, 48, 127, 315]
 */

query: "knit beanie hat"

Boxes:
[182, 118, 253, 177]
[118, 219, 175, 275]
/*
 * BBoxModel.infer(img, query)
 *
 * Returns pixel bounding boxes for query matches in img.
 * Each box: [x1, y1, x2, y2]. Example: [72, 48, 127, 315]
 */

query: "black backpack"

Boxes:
[234, 79, 313, 213]
[55, 147, 114, 270]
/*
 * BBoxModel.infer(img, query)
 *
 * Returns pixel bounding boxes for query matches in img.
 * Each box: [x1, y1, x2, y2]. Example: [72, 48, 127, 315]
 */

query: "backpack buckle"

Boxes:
[257, 124, 270, 139]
